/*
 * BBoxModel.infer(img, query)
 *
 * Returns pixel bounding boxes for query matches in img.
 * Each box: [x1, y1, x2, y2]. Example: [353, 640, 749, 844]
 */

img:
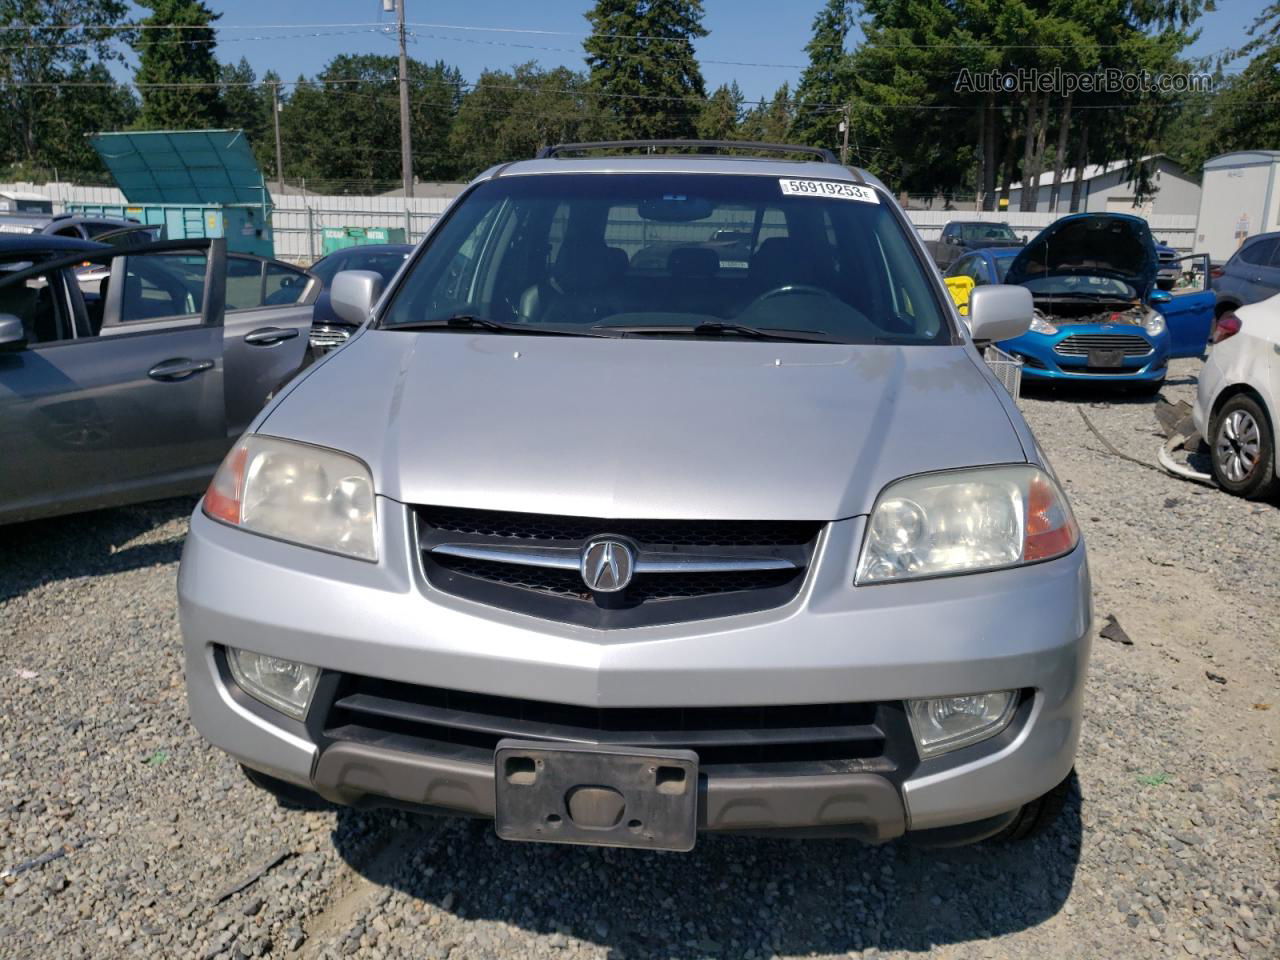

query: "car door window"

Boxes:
[944, 256, 972, 278]
[225, 256, 263, 310]
[1240, 238, 1278, 267]
[0, 263, 76, 344]
[263, 262, 310, 305]
[119, 252, 207, 323]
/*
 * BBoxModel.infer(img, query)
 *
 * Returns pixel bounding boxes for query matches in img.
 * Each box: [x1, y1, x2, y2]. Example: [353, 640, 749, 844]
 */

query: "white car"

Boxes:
[1193, 294, 1280, 499]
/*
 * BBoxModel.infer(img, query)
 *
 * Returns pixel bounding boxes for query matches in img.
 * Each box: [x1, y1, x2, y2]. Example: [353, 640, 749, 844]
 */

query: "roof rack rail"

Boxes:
[535, 139, 842, 166]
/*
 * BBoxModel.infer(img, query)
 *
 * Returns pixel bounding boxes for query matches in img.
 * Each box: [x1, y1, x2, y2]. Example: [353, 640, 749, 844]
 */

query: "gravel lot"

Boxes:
[1, 357, 1277, 960]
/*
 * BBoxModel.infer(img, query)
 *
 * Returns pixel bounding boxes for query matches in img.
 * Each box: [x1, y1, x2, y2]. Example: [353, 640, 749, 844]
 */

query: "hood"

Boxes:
[261, 331, 1026, 521]
[1006, 214, 1157, 293]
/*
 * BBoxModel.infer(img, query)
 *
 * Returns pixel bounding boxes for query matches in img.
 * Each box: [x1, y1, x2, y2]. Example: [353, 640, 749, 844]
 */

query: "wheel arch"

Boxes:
[1214, 298, 1240, 319]
[1210, 382, 1275, 437]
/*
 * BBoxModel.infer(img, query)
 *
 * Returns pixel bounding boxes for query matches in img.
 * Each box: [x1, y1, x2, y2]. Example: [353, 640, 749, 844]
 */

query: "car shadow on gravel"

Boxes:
[0, 497, 196, 603]
[330, 775, 1083, 957]
[1020, 380, 1168, 406]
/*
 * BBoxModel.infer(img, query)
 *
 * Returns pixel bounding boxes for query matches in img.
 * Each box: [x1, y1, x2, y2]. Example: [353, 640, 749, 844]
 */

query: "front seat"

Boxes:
[520, 241, 627, 325]
[750, 237, 818, 294]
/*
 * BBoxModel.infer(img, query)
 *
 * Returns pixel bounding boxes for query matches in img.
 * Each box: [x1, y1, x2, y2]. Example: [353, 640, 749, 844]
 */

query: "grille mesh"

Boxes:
[1054, 333, 1152, 357]
[417, 506, 821, 626]
[436, 555, 798, 602]
[418, 506, 819, 548]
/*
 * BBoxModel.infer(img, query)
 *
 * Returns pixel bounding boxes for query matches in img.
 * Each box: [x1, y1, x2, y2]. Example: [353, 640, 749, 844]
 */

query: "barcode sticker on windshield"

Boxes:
[779, 179, 879, 203]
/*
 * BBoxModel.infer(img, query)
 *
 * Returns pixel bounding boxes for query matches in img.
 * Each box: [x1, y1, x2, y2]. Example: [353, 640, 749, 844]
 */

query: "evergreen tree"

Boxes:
[739, 84, 794, 143]
[220, 57, 274, 173]
[132, 0, 224, 130]
[792, 0, 854, 153]
[0, 0, 133, 177]
[696, 82, 744, 140]
[584, 0, 708, 139]
[277, 55, 463, 189]
[450, 63, 608, 177]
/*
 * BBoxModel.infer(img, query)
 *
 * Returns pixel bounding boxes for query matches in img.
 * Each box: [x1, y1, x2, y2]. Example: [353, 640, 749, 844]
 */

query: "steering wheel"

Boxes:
[743, 284, 836, 313]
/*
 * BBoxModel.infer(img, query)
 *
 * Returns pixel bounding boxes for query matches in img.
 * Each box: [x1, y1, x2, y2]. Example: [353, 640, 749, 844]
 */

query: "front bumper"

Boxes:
[999, 327, 1168, 383]
[180, 501, 1093, 840]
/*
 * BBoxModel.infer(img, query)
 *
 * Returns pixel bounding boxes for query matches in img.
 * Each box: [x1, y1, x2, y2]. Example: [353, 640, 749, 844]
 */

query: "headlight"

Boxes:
[226, 647, 319, 719]
[907, 691, 1018, 757]
[855, 465, 1078, 584]
[204, 436, 378, 561]
[1029, 311, 1058, 336]
[1142, 309, 1166, 337]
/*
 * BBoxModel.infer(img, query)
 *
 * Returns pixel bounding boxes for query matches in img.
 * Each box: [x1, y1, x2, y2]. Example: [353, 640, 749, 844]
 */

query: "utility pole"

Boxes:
[271, 80, 284, 189]
[839, 105, 850, 167]
[395, 0, 414, 198]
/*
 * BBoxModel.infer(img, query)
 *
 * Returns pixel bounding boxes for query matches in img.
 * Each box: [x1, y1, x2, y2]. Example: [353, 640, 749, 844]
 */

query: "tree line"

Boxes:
[2, 0, 1276, 201]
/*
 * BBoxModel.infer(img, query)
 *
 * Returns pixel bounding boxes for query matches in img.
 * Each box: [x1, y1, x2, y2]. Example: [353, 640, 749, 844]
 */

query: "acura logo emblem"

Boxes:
[580, 538, 635, 593]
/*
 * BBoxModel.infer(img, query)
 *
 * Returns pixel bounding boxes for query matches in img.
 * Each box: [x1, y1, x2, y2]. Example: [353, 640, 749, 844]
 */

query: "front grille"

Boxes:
[322, 674, 909, 776]
[417, 506, 823, 628]
[422, 506, 818, 547]
[1054, 333, 1152, 357]
[308, 325, 353, 350]
[438, 555, 797, 602]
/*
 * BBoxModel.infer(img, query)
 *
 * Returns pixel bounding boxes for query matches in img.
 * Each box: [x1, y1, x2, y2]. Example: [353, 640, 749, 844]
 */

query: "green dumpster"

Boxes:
[321, 226, 408, 254]
[69, 129, 275, 257]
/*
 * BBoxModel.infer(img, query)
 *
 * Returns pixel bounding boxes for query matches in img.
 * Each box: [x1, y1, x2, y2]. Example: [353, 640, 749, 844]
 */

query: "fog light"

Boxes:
[226, 647, 319, 720]
[906, 691, 1018, 758]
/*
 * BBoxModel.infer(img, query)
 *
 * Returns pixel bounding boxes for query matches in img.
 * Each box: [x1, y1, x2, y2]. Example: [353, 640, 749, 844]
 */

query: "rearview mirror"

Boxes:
[968, 285, 1032, 344]
[0, 313, 26, 352]
[330, 270, 385, 327]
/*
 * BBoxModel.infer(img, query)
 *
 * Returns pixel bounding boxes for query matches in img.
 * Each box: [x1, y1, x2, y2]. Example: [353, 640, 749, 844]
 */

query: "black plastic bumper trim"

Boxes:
[311, 740, 907, 842]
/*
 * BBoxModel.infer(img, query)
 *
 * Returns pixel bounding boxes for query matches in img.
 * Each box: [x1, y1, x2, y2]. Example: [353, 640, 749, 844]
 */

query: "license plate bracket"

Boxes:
[493, 740, 698, 851]
[1088, 347, 1125, 368]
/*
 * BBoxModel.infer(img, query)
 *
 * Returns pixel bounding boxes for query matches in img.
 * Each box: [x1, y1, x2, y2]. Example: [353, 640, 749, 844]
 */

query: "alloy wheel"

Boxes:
[1215, 409, 1261, 482]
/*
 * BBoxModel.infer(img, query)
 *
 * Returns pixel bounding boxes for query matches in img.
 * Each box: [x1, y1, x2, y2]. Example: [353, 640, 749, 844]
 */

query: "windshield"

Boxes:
[958, 223, 1018, 245]
[313, 248, 410, 288]
[993, 254, 1017, 282]
[382, 173, 950, 345]
[1021, 275, 1139, 299]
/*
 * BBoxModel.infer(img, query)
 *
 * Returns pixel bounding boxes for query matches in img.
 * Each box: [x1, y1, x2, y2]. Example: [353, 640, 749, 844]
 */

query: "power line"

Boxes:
[0, 17, 1245, 57]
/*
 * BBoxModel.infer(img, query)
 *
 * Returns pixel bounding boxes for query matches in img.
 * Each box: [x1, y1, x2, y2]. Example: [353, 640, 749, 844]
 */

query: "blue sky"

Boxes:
[121, 0, 1262, 102]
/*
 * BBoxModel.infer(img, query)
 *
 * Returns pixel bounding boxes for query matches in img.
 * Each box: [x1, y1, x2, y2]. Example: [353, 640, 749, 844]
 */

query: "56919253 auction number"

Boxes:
[778, 179, 879, 204]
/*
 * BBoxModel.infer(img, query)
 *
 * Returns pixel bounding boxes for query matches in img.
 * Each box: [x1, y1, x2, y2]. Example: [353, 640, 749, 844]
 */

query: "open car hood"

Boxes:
[1005, 214, 1157, 292]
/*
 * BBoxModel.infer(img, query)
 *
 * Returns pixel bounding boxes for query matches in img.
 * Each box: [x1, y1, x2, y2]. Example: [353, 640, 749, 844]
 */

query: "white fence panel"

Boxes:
[2, 181, 1205, 260]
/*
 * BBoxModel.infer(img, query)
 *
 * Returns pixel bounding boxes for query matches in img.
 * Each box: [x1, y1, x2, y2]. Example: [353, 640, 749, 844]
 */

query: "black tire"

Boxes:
[1209, 393, 1280, 500]
[241, 764, 329, 811]
[989, 771, 1073, 843]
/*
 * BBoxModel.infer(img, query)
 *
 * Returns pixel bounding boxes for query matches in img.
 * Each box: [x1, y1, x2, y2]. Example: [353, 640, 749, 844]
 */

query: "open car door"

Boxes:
[220, 254, 319, 435]
[1155, 253, 1215, 358]
[0, 238, 228, 523]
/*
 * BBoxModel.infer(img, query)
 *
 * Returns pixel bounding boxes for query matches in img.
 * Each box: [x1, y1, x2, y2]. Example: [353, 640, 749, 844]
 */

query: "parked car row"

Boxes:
[943, 213, 1214, 392]
[0, 234, 317, 524]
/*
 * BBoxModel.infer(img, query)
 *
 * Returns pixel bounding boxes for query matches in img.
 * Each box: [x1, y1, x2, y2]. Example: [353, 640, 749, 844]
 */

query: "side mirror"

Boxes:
[0, 313, 27, 352]
[1148, 289, 1173, 305]
[329, 270, 385, 327]
[969, 285, 1032, 344]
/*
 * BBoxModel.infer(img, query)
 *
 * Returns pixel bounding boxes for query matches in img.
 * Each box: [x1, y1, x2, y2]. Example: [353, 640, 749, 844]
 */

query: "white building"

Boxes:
[1008, 154, 1201, 217]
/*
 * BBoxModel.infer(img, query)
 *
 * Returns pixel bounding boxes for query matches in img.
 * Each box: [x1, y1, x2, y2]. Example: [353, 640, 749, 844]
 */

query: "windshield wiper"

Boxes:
[385, 314, 611, 337]
[592, 321, 840, 343]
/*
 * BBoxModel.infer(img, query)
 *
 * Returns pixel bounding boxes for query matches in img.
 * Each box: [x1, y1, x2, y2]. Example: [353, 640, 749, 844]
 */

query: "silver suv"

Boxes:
[180, 142, 1091, 850]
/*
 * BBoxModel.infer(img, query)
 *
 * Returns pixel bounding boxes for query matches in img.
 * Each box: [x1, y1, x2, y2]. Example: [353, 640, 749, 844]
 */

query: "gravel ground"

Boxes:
[1, 357, 1277, 960]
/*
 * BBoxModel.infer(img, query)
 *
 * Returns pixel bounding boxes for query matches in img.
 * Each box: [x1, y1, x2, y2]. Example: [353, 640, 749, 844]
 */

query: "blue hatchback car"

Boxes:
[945, 214, 1214, 390]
